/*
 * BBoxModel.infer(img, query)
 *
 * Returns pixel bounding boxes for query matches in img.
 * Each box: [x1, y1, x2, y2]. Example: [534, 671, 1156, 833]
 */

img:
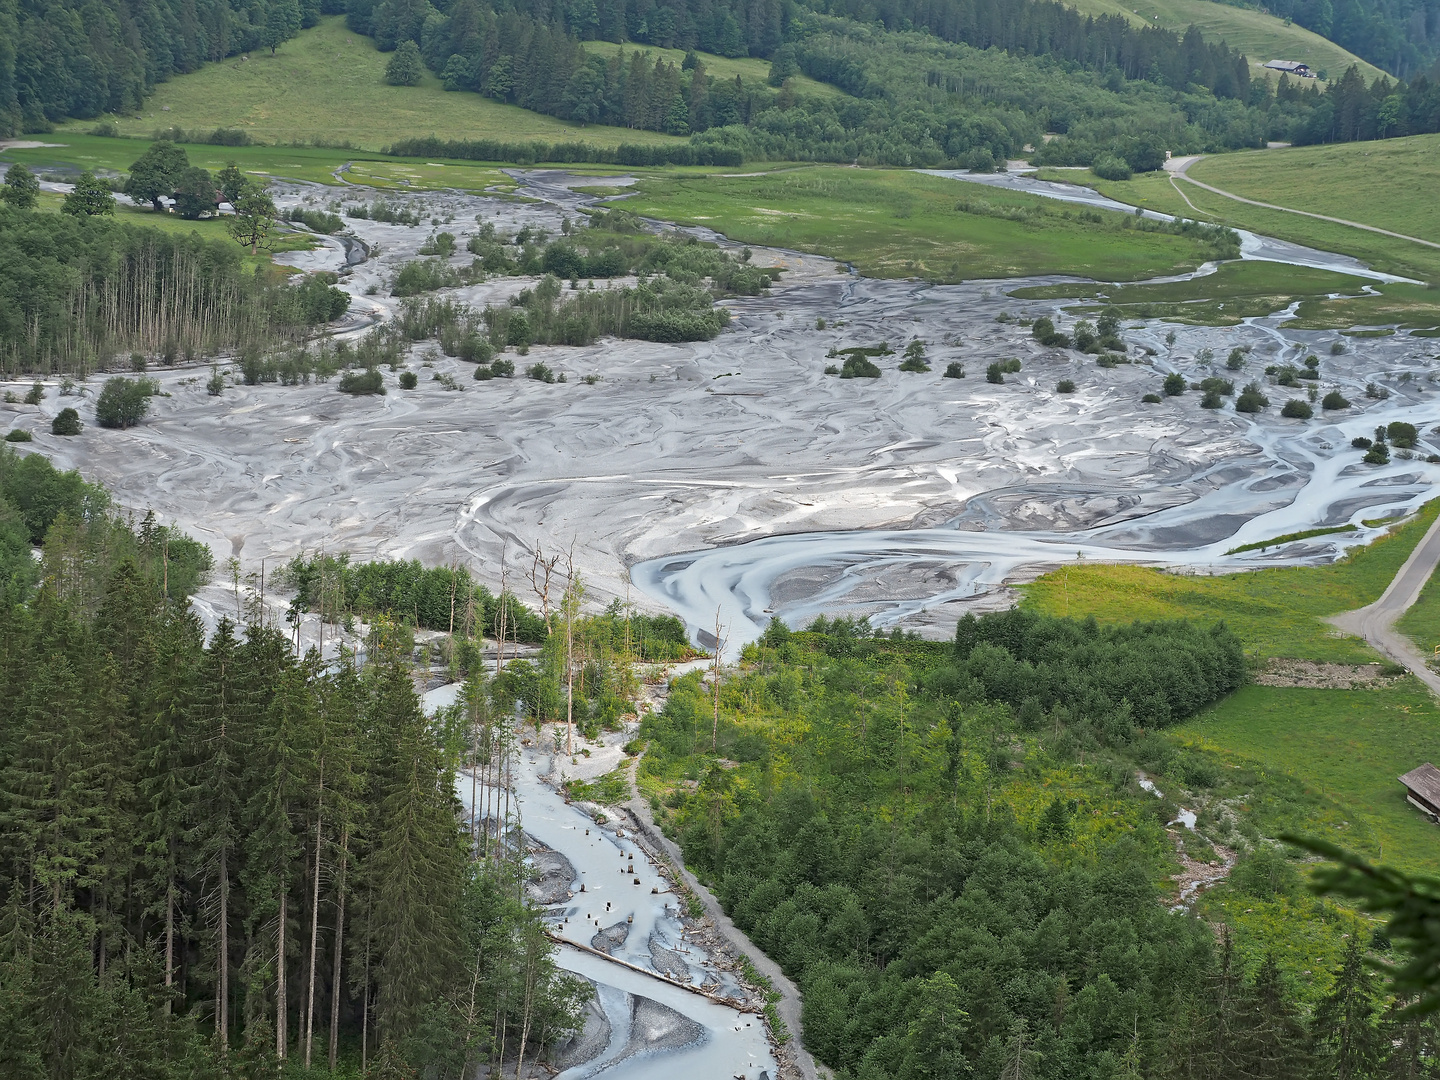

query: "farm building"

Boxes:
[1399, 763, 1440, 822]
[1264, 60, 1315, 77]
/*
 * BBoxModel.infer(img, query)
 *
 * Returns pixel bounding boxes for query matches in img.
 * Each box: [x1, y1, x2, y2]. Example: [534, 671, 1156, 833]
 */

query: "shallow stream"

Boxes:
[424, 688, 776, 1079]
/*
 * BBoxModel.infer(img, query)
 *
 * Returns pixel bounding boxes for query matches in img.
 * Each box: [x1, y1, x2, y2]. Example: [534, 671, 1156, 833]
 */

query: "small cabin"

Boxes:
[1264, 59, 1315, 77]
[1399, 763, 1440, 823]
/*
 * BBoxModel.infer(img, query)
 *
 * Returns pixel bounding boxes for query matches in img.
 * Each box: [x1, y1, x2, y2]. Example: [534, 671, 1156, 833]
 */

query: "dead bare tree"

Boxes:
[560, 544, 584, 758]
[711, 608, 728, 752]
[527, 545, 561, 632]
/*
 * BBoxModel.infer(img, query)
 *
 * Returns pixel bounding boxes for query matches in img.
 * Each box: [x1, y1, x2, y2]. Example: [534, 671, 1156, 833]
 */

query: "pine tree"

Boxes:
[1235, 953, 1310, 1079]
[366, 652, 466, 1048]
[1313, 938, 1383, 1079]
[243, 663, 314, 1062]
[189, 619, 247, 1050]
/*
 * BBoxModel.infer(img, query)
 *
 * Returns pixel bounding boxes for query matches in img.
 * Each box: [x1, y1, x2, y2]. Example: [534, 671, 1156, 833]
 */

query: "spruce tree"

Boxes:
[1313, 938, 1383, 1079]
[365, 651, 466, 1048]
[189, 619, 247, 1050]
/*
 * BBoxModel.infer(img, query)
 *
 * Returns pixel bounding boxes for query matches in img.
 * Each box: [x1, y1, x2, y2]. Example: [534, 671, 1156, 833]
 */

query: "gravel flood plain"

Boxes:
[6, 176, 1440, 648]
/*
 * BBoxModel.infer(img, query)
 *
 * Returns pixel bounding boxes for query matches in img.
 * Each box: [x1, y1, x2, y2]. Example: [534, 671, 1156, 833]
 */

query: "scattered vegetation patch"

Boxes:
[1225, 524, 1358, 555]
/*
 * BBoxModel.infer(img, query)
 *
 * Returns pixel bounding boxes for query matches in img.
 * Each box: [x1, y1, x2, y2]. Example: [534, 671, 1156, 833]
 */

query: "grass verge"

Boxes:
[1396, 565, 1440, 656]
[622, 167, 1235, 281]
[1022, 500, 1440, 662]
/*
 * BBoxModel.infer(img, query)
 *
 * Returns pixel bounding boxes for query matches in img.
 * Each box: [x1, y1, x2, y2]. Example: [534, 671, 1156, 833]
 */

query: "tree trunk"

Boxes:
[164, 877, 174, 1014]
[329, 829, 349, 1073]
[304, 803, 324, 1068]
[218, 847, 229, 1051]
[277, 887, 288, 1060]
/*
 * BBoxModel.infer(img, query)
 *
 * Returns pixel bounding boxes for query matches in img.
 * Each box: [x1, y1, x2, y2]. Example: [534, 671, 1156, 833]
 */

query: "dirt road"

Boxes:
[1166, 155, 1440, 251]
[1328, 512, 1440, 696]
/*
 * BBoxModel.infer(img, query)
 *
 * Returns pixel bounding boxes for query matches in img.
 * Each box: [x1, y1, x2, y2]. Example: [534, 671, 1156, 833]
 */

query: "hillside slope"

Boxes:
[59, 17, 680, 152]
[1063, 0, 1388, 80]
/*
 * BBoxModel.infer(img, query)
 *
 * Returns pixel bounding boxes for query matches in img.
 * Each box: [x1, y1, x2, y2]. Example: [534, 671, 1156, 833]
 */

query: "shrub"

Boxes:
[1030, 317, 1070, 348]
[1197, 377, 1234, 395]
[1091, 153, 1132, 181]
[898, 356, 931, 372]
[1365, 382, 1388, 399]
[1162, 373, 1186, 396]
[1330, 340, 1347, 355]
[22, 382, 43, 405]
[51, 408, 82, 436]
[473, 364, 493, 380]
[1364, 445, 1391, 464]
[823, 364, 839, 375]
[943, 362, 965, 379]
[4, 429, 32, 442]
[1280, 399, 1313, 418]
[839, 355, 881, 379]
[398, 371, 418, 389]
[986, 363, 1005, 384]
[1387, 421, 1419, 448]
[384, 40, 424, 86]
[1056, 379, 1076, 393]
[337, 368, 385, 395]
[1200, 390, 1222, 409]
[95, 376, 156, 428]
[1235, 384, 1269, 413]
[491, 358, 515, 378]
[1142, 393, 1162, 403]
[1351, 436, 1372, 449]
[1226, 348, 1245, 370]
[1322, 391, 1351, 410]
[527, 363, 556, 383]
[392, 260, 460, 297]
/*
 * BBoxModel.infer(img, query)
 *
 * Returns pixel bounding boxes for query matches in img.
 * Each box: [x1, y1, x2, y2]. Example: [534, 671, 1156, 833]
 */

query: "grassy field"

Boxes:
[1188, 136, 1440, 246]
[1061, 0, 1385, 80]
[57, 16, 679, 152]
[1023, 501, 1440, 663]
[579, 39, 843, 99]
[619, 167, 1237, 281]
[1010, 259, 1371, 324]
[1397, 565, 1440, 656]
[27, 188, 313, 273]
[1034, 162, 1440, 286]
[1177, 682, 1440, 875]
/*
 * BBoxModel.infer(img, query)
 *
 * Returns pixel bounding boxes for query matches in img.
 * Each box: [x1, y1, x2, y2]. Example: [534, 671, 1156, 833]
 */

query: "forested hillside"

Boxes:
[1249, 0, 1439, 78]
[0, 446, 590, 1075]
[640, 615, 1440, 1079]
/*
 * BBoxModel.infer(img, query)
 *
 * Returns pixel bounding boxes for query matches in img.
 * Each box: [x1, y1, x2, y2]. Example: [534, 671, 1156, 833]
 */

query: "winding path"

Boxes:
[1166, 155, 1440, 250]
[1328, 512, 1440, 696]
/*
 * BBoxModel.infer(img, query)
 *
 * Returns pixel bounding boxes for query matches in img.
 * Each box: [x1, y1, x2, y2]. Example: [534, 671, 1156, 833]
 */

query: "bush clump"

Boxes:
[839, 355, 881, 379]
[527, 362, 557, 383]
[398, 371, 418, 389]
[95, 376, 156, 429]
[1280, 399, 1313, 419]
[1162, 373, 1186, 396]
[4, 429, 33, 442]
[1142, 392, 1162, 403]
[1322, 391, 1351, 410]
[1200, 390, 1222, 409]
[1056, 379, 1076, 393]
[1091, 153, 1133, 181]
[51, 408, 82, 436]
[1030, 317, 1070, 349]
[337, 368, 385, 395]
[1388, 421, 1419, 448]
[943, 362, 965, 379]
[1235, 383, 1269, 413]
[491, 358, 515, 378]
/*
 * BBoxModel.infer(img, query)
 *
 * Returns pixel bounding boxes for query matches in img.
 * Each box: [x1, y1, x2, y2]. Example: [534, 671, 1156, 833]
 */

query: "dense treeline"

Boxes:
[641, 615, 1440, 1078]
[1280, 63, 1440, 142]
[942, 608, 1247, 729]
[0, 450, 586, 1076]
[284, 553, 552, 644]
[0, 203, 347, 376]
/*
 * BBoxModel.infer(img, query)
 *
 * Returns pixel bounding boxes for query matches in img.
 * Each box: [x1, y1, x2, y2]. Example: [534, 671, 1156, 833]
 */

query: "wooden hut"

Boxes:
[1399, 763, 1440, 823]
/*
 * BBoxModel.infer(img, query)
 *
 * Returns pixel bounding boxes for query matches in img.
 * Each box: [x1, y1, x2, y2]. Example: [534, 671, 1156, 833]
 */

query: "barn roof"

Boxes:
[1399, 763, 1440, 806]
